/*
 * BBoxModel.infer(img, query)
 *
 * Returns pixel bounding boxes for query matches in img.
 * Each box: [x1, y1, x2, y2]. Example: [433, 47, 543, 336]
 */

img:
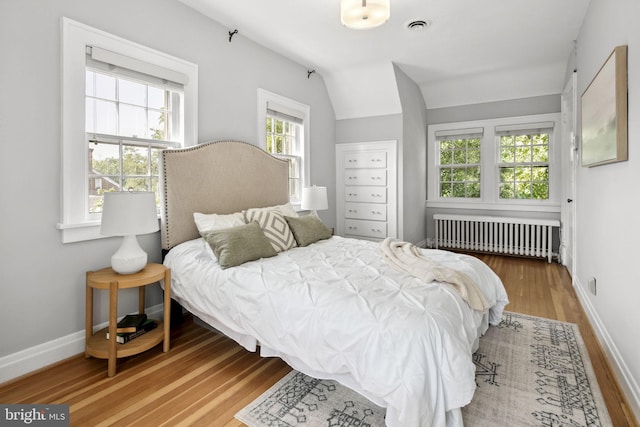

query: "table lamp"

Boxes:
[100, 191, 159, 274]
[301, 186, 328, 216]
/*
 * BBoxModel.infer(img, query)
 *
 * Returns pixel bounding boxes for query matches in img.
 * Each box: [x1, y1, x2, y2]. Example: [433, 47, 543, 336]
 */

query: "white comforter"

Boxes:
[164, 236, 509, 427]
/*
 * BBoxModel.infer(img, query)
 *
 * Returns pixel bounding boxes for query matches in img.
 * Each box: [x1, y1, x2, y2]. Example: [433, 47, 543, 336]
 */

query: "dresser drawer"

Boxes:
[344, 219, 387, 239]
[345, 186, 387, 203]
[344, 169, 387, 186]
[345, 202, 387, 221]
[344, 151, 387, 169]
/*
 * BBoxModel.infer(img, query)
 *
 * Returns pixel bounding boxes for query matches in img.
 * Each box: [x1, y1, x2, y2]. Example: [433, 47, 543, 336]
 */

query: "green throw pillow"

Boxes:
[202, 222, 277, 269]
[285, 214, 333, 247]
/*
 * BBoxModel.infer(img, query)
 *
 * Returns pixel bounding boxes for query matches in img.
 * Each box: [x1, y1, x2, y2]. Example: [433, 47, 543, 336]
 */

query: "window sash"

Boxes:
[85, 64, 183, 216]
[437, 135, 482, 199]
[85, 67, 183, 144]
[266, 116, 301, 155]
[497, 131, 550, 200]
[266, 112, 303, 202]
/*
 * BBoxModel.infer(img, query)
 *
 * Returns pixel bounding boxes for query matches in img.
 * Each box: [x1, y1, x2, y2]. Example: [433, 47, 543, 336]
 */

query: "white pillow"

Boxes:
[193, 212, 246, 234]
[275, 202, 298, 218]
[248, 203, 298, 218]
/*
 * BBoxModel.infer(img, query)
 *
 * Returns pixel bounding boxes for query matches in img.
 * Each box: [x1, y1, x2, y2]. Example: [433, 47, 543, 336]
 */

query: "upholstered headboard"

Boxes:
[160, 140, 289, 250]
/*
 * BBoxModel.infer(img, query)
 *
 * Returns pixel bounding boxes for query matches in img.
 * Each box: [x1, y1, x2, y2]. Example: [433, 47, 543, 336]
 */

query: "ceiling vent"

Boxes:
[406, 20, 430, 31]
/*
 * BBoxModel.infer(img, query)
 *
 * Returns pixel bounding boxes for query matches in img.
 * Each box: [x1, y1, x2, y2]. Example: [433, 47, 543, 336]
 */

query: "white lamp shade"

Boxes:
[100, 191, 159, 237]
[341, 0, 390, 30]
[301, 186, 328, 212]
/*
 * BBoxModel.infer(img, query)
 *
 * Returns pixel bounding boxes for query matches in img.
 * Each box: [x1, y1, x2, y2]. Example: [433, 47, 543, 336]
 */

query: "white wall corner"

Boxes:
[573, 278, 640, 422]
[0, 304, 165, 384]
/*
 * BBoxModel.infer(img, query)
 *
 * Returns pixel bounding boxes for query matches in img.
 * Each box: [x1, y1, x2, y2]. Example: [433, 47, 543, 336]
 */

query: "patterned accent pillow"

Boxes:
[244, 208, 297, 252]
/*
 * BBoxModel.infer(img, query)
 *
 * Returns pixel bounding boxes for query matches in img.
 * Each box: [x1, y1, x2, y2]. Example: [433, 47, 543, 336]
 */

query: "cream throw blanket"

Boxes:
[379, 238, 490, 312]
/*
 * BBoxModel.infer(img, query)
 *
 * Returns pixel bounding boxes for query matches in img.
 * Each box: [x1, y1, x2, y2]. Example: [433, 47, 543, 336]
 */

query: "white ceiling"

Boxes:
[178, 0, 591, 119]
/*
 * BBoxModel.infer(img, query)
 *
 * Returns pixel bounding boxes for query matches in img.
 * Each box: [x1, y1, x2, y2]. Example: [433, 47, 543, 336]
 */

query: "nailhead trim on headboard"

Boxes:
[160, 140, 290, 250]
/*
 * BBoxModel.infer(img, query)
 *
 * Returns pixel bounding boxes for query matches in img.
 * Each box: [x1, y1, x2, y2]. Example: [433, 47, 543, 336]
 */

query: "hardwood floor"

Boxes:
[1, 254, 637, 426]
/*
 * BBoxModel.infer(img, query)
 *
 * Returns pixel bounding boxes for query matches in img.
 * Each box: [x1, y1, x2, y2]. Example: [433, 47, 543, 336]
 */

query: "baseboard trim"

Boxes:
[0, 303, 165, 385]
[573, 277, 640, 423]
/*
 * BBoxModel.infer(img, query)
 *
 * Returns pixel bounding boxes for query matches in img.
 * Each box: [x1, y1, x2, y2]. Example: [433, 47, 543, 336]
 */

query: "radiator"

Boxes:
[433, 214, 560, 262]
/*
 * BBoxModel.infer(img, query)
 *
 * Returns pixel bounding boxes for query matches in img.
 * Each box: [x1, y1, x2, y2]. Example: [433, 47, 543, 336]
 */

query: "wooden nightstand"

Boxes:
[85, 263, 171, 377]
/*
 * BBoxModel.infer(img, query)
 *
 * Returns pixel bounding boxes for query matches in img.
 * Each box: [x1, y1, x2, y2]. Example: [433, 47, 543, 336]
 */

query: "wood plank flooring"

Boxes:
[0, 254, 637, 426]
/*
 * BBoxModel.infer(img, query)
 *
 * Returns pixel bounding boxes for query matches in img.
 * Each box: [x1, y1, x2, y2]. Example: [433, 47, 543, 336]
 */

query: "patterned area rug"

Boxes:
[235, 312, 612, 427]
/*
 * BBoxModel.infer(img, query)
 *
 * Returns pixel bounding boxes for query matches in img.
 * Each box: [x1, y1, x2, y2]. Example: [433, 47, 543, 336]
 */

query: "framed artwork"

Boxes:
[581, 45, 628, 167]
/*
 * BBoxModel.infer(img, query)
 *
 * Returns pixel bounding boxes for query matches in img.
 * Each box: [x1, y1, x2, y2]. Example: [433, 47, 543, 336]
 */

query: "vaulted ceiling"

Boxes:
[178, 0, 591, 119]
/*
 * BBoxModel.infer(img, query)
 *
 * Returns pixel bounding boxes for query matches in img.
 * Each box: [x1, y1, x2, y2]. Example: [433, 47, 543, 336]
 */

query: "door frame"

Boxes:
[560, 71, 578, 278]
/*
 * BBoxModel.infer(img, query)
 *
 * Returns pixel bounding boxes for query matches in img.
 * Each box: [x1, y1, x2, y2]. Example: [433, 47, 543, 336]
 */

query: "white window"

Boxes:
[86, 47, 184, 214]
[59, 18, 197, 243]
[258, 89, 310, 205]
[427, 113, 561, 213]
[496, 123, 552, 200]
[436, 128, 483, 199]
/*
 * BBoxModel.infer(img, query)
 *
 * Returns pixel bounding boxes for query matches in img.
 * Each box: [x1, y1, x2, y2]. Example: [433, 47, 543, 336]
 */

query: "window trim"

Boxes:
[58, 18, 198, 243]
[427, 113, 561, 213]
[257, 89, 310, 208]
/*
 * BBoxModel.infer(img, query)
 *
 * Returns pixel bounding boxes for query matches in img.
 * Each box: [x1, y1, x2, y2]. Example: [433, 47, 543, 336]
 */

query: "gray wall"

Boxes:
[394, 65, 427, 244]
[334, 69, 428, 245]
[335, 114, 403, 143]
[427, 94, 560, 125]
[0, 0, 335, 360]
[573, 0, 640, 417]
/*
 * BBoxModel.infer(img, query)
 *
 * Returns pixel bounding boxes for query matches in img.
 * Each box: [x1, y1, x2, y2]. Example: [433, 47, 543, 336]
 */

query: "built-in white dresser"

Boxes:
[336, 141, 397, 241]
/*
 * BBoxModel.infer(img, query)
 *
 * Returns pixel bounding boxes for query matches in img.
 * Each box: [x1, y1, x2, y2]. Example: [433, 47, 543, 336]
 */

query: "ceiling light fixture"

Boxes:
[341, 0, 390, 30]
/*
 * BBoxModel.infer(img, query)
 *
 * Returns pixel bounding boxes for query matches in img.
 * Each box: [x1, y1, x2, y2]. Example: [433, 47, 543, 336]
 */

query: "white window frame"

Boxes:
[58, 18, 198, 243]
[257, 89, 310, 208]
[427, 113, 561, 213]
[435, 127, 484, 199]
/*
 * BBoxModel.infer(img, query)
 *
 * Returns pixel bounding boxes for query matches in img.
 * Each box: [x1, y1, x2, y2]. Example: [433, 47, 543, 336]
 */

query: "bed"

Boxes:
[160, 140, 509, 427]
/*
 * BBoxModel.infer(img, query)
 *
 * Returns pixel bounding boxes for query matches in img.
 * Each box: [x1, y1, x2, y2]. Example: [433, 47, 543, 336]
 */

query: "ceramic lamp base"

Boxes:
[111, 235, 148, 274]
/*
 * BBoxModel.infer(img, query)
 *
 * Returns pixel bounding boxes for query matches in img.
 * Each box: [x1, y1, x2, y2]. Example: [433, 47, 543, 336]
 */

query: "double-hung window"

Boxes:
[436, 128, 483, 199]
[60, 18, 197, 243]
[496, 123, 552, 200]
[266, 110, 303, 202]
[85, 47, 184, 214]
[427, 113, 560, 212]
[258, 89, 310, 205]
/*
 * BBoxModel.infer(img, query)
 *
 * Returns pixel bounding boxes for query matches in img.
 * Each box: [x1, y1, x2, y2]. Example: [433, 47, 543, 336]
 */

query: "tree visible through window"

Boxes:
[85, 67, 183, 213]
[266, 113, 302, 202]
[498, 132, 549, 200]
[428, 115, 558, 209]
[438, 136, 481, 198]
